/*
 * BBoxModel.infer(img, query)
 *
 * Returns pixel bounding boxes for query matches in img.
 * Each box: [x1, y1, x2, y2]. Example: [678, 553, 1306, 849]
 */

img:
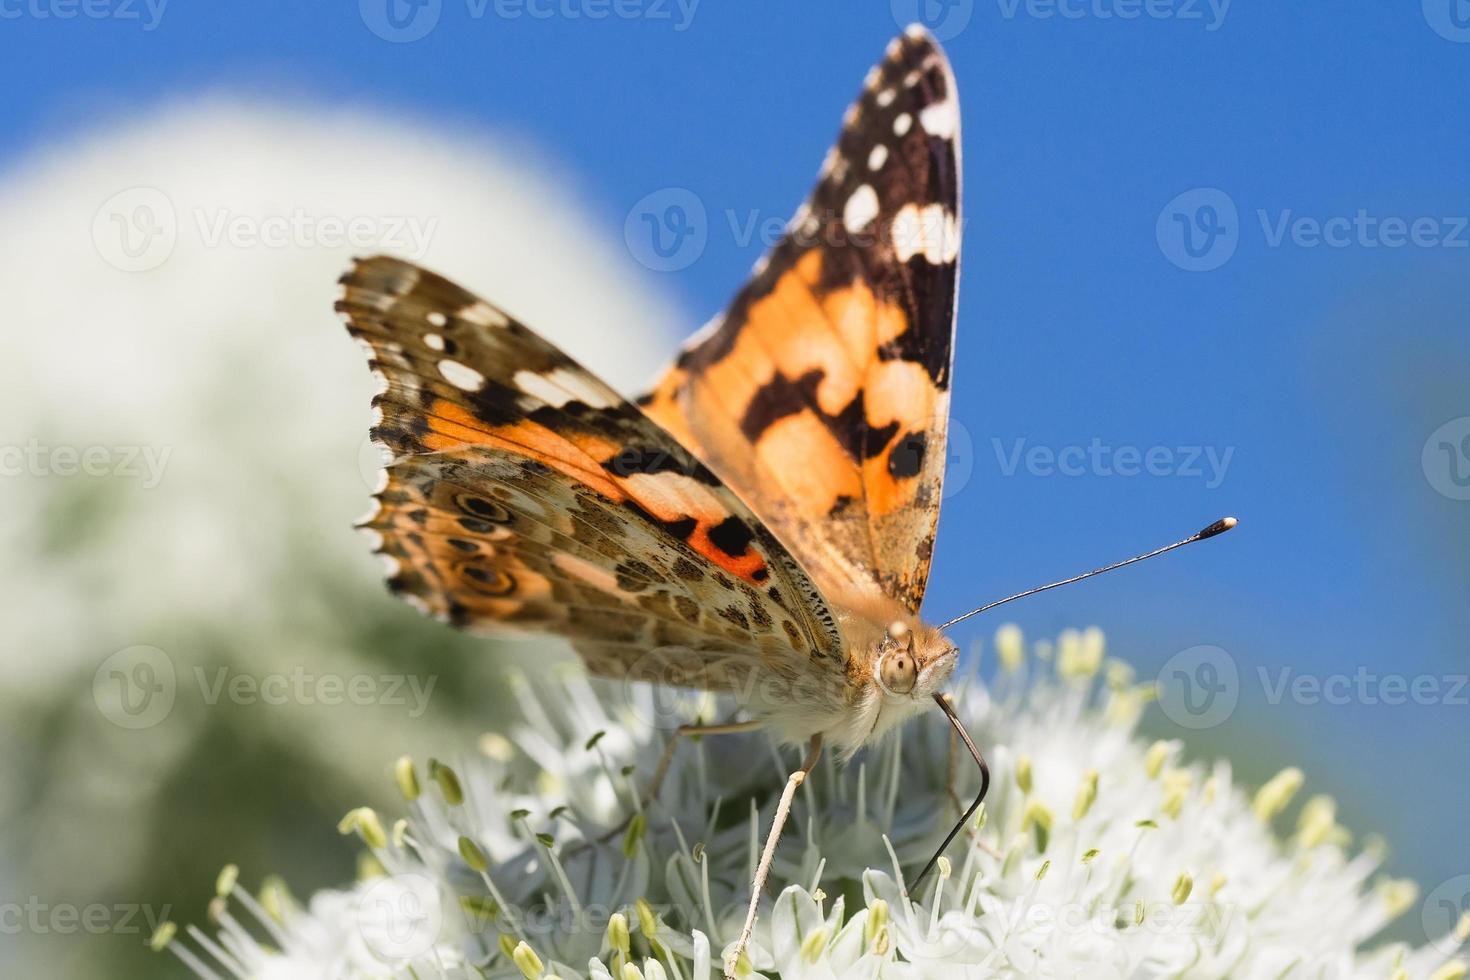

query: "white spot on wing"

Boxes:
[843, 184, 881, 232]
[457, 301, 509, 328]
[893, 113, 913, 136]
[919, 97, 959, 140]
[876, 88, 896, 108]
[439, 359, 486, 391]
[513, 367, 620, 409]
[891, 204, 960, 264]
[868, 145, 888, 171]
[423, 333, 445, 351]
[427, 311, 448, 328]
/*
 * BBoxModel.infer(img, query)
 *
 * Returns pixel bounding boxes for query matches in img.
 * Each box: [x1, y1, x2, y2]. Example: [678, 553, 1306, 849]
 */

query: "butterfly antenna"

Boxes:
[937, 517, 1238, 631]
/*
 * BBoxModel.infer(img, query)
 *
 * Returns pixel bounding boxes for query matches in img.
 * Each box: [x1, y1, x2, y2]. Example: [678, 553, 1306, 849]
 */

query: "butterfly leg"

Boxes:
[598, 718, 765, 844]
[725, 734, 823, 980]
[645, 718, 764, 810]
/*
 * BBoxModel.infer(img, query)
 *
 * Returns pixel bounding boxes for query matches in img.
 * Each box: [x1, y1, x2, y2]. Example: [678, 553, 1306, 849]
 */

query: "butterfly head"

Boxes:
[874, 620, 958, 702]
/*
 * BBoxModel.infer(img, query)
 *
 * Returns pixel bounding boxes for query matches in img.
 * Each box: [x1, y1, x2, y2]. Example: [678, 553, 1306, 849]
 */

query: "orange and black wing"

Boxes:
[339, 256, 847, 694]
[636, 26, 961, 616]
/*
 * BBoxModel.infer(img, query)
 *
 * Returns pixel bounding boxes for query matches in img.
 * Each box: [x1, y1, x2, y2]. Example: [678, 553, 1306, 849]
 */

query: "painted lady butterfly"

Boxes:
[339, 24, 1229, 976]
[344, 23, 961, 744]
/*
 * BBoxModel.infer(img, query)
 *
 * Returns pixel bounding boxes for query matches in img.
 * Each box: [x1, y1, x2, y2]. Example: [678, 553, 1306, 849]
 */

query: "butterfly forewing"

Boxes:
[636, 27, 961, 616]
[338, 256, 848, 695]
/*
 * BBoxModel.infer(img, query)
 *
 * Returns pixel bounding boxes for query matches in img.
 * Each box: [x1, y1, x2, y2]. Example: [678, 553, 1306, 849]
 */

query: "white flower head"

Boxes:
[157, 629, 1466, 979]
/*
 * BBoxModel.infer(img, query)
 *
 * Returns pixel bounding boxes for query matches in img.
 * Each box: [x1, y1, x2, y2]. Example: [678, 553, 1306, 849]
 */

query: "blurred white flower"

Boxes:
[159, 629, 1468, 979]
[0, 94, 684, 977]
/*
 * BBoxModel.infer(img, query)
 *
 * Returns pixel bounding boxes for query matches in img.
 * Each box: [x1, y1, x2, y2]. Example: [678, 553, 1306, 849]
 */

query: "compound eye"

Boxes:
[880, 647, 918, 695]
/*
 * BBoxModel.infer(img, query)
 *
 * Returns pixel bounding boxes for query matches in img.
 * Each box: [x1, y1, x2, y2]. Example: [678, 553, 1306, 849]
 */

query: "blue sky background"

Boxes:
[4, 0, 1468, 917]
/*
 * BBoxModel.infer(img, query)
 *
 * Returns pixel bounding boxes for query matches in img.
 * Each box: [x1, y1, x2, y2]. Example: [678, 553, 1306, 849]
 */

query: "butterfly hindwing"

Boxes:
[338, 255, 847, 693]
[637, 26, 961, 616]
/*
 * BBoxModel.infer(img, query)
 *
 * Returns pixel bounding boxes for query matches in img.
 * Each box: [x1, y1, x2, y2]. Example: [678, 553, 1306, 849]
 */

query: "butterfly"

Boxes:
[344, 21, 962, 743]
[338, 24, 1233, 977]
